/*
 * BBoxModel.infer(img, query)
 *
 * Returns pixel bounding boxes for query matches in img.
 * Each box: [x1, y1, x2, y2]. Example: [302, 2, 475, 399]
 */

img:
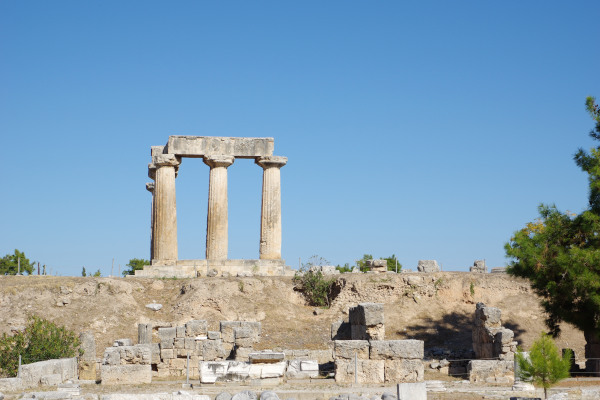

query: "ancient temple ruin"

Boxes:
[136, 136, 291, 278]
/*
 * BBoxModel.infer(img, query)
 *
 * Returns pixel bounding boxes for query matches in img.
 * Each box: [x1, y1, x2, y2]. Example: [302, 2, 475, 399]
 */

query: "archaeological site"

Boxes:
[0, 137, 599, 399]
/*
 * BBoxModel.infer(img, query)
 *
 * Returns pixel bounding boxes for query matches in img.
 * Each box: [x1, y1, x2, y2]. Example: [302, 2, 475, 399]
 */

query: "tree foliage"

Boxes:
[122, 258, 149, 276]
[0, 316, 81, 378]
[0, 249, 35, 275]
[516, 333, 571, 399]
[505, 97, 600, 337]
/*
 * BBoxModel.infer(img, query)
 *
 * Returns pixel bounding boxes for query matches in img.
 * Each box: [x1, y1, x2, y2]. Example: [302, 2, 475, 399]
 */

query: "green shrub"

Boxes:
[516, 333, 571, 399]
[293, 269, 336, 308]
[0, 316, 81, 378]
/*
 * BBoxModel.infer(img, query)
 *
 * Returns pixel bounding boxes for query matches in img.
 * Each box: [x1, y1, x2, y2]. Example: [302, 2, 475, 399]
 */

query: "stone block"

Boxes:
[470, 260, 487, 273]
[151, 343, 160, 362]
[369, 340, 424, 360]
[158, 327, 177, 341]
[138, 323, 153, 345]
[175, 338, 185, 349]
[417, 260, 439, 272]
[40, 374, 62, 386]
[176, 326, 185, 338]
[186, 320, 208, 337]
[226, 362, 251, 381]
[474, 303, 502, 327]
[208, 331, 221, 340]
[161, 348, 174, 360]
[334, 359, 384, 384]
[203, 339, 227, 361]
[349, 303, 384, 326]
[260, 362, 286, 378]
[398, 382, 426, 400]
[100, 365, 152, 385]
[113, 339, 133, 347]
[495, 328, 514, 344]
[234, 346, 253, 361]
[334, 340, 370, 360]
[161, 339, 174, 349]
[0, 377, 23, 392]
[200, 361, 229, 383]
[331, 320, 351, 340]
[79, 332, 96, 361]
[167, 136, 274, 158]
[249, 352, 285, 364]
[220, 321, 261, 343]
[468, 360, 514, 384]
[384, 359, 424, 382]
[103, 348, 121, 365]
[184, 338, 195, 350]
[78, 360, 97, 381]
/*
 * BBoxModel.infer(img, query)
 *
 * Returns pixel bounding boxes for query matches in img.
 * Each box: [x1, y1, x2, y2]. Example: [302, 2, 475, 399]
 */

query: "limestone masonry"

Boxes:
[137, 136, 291, 278]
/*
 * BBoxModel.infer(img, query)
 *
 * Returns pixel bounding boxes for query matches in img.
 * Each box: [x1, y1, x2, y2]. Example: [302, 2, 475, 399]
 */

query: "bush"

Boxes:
[0, 316, 81, 377]
[293, 269, 336, 307]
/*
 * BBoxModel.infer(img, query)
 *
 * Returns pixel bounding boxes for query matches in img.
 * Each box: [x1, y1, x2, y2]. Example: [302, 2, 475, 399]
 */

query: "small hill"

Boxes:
[0, 272, 585, 360]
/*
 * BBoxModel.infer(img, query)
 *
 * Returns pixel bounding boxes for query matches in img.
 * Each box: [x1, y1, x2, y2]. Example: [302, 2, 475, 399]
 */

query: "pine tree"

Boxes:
[506, 97, 600, 371]
[516, 333, 571, 399]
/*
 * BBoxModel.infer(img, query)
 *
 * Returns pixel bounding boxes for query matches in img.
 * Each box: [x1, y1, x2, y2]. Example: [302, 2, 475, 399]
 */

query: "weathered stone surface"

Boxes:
[259, 362, 286, 378]
[113, 339, 133, 347]
[202, 340, 227, 361]
[226, 362, 251, 381]
[231, 390, 257, 400]
[474, 302, 501, 327]
[334, 340, 370, 360]
[138, 323, 153, 345]
[468, 360, 514, 383]
[384, 359, 424, 382]
[259, 391, 279, 400]
[417, 260, 439, 273]
[257, 156, 287, 260]
[334, 359, 385, 384]
[0, 378, 22, 392]
[397, 382, 426, 400]
[249, 352, 284, 364]
[19, 358, 77, 387]
[200, 361, 229, 383]
[79, 332, 96, 361]
[186, 320, 208, 337]
[215, 392, 232, 400]
[470, 260, 487, 273]
[167, 136, 274, 158]
[100, 364, 152, 385]
[208, 331, 221, 340]
[331, 320, 351, 340]
[286, 360, 319, 379]
[158, 327, 177, 341]
[349, 303, 384, 326]
[308, 265, 340, 275]
[103, 345, 151, 365]
[369, 340, 424, 360]
[220, 321, 261, 343]
[146, 303, 163, 311]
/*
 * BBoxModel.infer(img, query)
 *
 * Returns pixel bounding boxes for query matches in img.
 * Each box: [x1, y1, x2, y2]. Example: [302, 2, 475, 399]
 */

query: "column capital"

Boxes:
[256, 156, 287, 169]
[203, 155, 234, 168]
[152, 154, 181, 168]
[148, 163, 156, 180]
[146, 182, 155, 192]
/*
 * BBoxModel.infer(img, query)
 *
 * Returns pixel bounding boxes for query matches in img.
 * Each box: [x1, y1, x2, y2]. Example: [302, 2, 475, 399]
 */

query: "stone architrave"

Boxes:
[151, 154, 180, 265]
[256, 156, 287, 260]
[204, 155, 235, 260]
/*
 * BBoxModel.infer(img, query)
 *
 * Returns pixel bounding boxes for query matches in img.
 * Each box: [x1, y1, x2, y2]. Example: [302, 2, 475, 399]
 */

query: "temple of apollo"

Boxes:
[135, 136, 293, 278]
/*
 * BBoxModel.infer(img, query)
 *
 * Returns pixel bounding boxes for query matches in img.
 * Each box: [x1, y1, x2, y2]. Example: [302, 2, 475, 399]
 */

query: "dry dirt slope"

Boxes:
[0, 272, 586, 360]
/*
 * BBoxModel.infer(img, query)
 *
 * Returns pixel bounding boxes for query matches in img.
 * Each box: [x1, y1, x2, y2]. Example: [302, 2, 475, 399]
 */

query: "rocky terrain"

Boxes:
[0, 272, 586, 362]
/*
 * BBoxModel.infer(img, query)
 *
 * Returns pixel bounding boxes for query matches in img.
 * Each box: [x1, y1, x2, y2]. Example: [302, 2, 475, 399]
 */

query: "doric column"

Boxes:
[152, 154, 180, 265]
[256, 156, 287, 260]
[204, 155, 235, 260]
[146, 180, 155, 261]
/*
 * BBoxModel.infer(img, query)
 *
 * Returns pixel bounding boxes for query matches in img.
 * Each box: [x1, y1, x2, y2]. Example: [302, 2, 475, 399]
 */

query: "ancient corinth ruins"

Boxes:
[136, 136, 292, 278]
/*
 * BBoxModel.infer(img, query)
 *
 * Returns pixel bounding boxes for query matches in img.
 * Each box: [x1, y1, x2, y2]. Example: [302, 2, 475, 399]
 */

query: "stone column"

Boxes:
[204, 155, 235, 260]
[152, 154, 180, 265]
[146, 172, 155, 261]
[256, 156, 287, 260]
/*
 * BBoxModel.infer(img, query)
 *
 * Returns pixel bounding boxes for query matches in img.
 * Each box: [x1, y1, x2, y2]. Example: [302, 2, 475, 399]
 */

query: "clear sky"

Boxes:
[1, 1, 599, 276]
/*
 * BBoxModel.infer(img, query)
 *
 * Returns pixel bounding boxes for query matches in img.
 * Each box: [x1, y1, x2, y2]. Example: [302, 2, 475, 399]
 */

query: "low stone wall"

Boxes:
[472, 302, 517, 361]
[101, 343, 152, 385]
[349, 303, 384, 340]
[334, 340, 424, 383]
[19, 357, 78, 388]
[467, 360, 514, 384]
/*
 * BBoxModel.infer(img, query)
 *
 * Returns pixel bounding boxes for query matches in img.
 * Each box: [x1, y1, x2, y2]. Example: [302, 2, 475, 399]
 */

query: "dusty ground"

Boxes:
[0, 272, 586, 362]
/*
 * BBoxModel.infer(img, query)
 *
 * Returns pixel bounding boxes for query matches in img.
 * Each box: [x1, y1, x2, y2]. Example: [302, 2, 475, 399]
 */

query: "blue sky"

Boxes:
[1, 1, 599, 275]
